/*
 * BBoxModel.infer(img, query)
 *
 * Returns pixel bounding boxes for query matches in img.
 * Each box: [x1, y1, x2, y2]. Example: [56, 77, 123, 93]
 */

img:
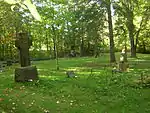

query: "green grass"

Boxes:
[0, 53, 150, 113]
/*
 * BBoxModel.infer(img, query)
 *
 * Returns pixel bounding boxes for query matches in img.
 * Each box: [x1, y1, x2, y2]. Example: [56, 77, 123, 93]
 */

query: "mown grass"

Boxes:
[0, 53, 150, 113]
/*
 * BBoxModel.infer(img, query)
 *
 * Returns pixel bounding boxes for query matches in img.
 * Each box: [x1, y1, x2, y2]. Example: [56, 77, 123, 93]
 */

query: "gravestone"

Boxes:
[66, 71, 76, 78]
[0, 61, 7, 72]
[6, 60, 13, 66]
[70, 50, 76, 57]
[15, 32, 38, 82]
[119, 49, 129, 72]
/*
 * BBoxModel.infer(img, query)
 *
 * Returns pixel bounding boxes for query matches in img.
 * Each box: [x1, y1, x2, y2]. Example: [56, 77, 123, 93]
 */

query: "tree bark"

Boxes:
[80, 37, 84, 57]
[126, 9, 136, 57]
[52, 26, 56, 59]
[142, 40, 146, 53]
[107, 1, 116, 63]
[46, 31, 49, 52]
[129, 29, 136, 57]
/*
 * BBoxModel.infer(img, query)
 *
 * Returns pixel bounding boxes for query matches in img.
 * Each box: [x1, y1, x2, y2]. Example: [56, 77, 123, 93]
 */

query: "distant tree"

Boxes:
[106, 0, 116, 62]
[114, 0, 150, 57]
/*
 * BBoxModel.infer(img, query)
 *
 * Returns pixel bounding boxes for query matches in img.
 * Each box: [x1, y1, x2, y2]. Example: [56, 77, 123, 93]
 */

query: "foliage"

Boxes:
[113, 0, 150, 56]
[0, 0, 149, 60]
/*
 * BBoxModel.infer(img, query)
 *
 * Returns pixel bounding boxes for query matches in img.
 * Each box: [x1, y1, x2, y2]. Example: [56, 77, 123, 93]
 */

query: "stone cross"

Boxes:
[15, 33, 32, 67]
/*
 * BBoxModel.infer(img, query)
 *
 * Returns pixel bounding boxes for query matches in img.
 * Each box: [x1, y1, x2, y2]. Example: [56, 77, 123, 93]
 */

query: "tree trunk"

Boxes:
[1, 44, 4, 60]
[46, 38, 49, 54]
[0, 43, 2, 60]
[94, 38, 99, 58]
[142, 40, 146, 53]
[52, 25, 56, 59]
[55, 36, 59, 70]
[129, 29, 136, 57]
[127, 9, 136, 57]
[52, 37, 56, 58]
[87, 42, 90, 56]
[10, 43, 13, 59]
[46, 31, 49, 52]
[124, 40, 128, 62]
[80, 37, 84, 57]
[107, 1, 116, 63]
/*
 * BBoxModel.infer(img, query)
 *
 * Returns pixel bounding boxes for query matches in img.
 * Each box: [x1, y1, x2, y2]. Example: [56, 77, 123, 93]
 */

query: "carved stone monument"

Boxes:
[15, 33, 32, 67]
[15, 32, 38, 82]
[119, 49, 129, 72]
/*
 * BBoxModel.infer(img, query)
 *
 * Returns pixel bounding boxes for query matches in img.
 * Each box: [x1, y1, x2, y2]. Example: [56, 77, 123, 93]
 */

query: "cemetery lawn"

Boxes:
[0, 53, 150, 113]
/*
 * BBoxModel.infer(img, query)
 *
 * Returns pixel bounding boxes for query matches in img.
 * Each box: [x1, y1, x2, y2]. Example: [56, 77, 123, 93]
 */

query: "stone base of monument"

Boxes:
[119, 62, 129, 72]
[15, 66, 39, 82]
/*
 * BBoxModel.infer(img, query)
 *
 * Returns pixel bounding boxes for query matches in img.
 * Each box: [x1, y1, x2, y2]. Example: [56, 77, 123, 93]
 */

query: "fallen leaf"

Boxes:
[0, 98, 4, 102]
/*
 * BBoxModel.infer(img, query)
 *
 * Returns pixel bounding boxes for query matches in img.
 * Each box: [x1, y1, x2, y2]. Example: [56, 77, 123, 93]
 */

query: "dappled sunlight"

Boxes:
[130, 59, 149, 61]
[135, 68, 150, 71]
[128, 54, 150, 61]
[37, 68, 49, 71]
[129, 69, 150, 77]
[40, 75, 61, 81]
[65, 67, 77, 71]
[64, 66, 106, 75]
[66, 67, 90, 71]
[77, 71, 91, 75]
[77, 71, 104, 76]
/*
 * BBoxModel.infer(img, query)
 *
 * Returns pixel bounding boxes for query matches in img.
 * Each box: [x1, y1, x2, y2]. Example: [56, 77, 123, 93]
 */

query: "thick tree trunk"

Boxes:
[52, 25, 56, 59]
[1, 44, 5, 60]
[87, 42, 90, 56]
[107, 1, 116, 63]
[124, 40, 128, 62]
[46, 38, 49, 52]
[55, 37, 59, 70]
[142, 40, 146, 53]
[46, 31, 49, 53]
[129, 29, 136, 57]
[127, 10, 136, 58]
[0, 44, 1, 60]
[94, 38, 99, 58]
[80, 37, 84, 57]
[9, 44, 12, 59]
[5, 43, 8, 59]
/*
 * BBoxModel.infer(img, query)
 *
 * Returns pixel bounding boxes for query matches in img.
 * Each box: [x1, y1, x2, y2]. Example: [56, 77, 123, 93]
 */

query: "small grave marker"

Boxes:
[66, 71, 76, 78]
[0, 61, 7, 72]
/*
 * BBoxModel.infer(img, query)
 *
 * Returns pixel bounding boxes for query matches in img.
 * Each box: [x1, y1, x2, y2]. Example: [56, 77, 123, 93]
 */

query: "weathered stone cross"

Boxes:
[15, 32, 38, 82]
[15, 33, 32, 67]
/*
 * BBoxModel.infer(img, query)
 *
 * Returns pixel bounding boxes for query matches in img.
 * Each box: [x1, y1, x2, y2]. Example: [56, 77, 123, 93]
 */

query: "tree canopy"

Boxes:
[0, 0, 149, 61]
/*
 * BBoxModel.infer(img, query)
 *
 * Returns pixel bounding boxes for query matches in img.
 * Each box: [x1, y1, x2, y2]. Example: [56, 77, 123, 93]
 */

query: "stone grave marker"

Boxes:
[119, 49, 129, 72]
[6, 60, 13, 66]
[0, 61, 7, 72]
[66, 70, 77, 78]
[15, 32, 39, 82]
